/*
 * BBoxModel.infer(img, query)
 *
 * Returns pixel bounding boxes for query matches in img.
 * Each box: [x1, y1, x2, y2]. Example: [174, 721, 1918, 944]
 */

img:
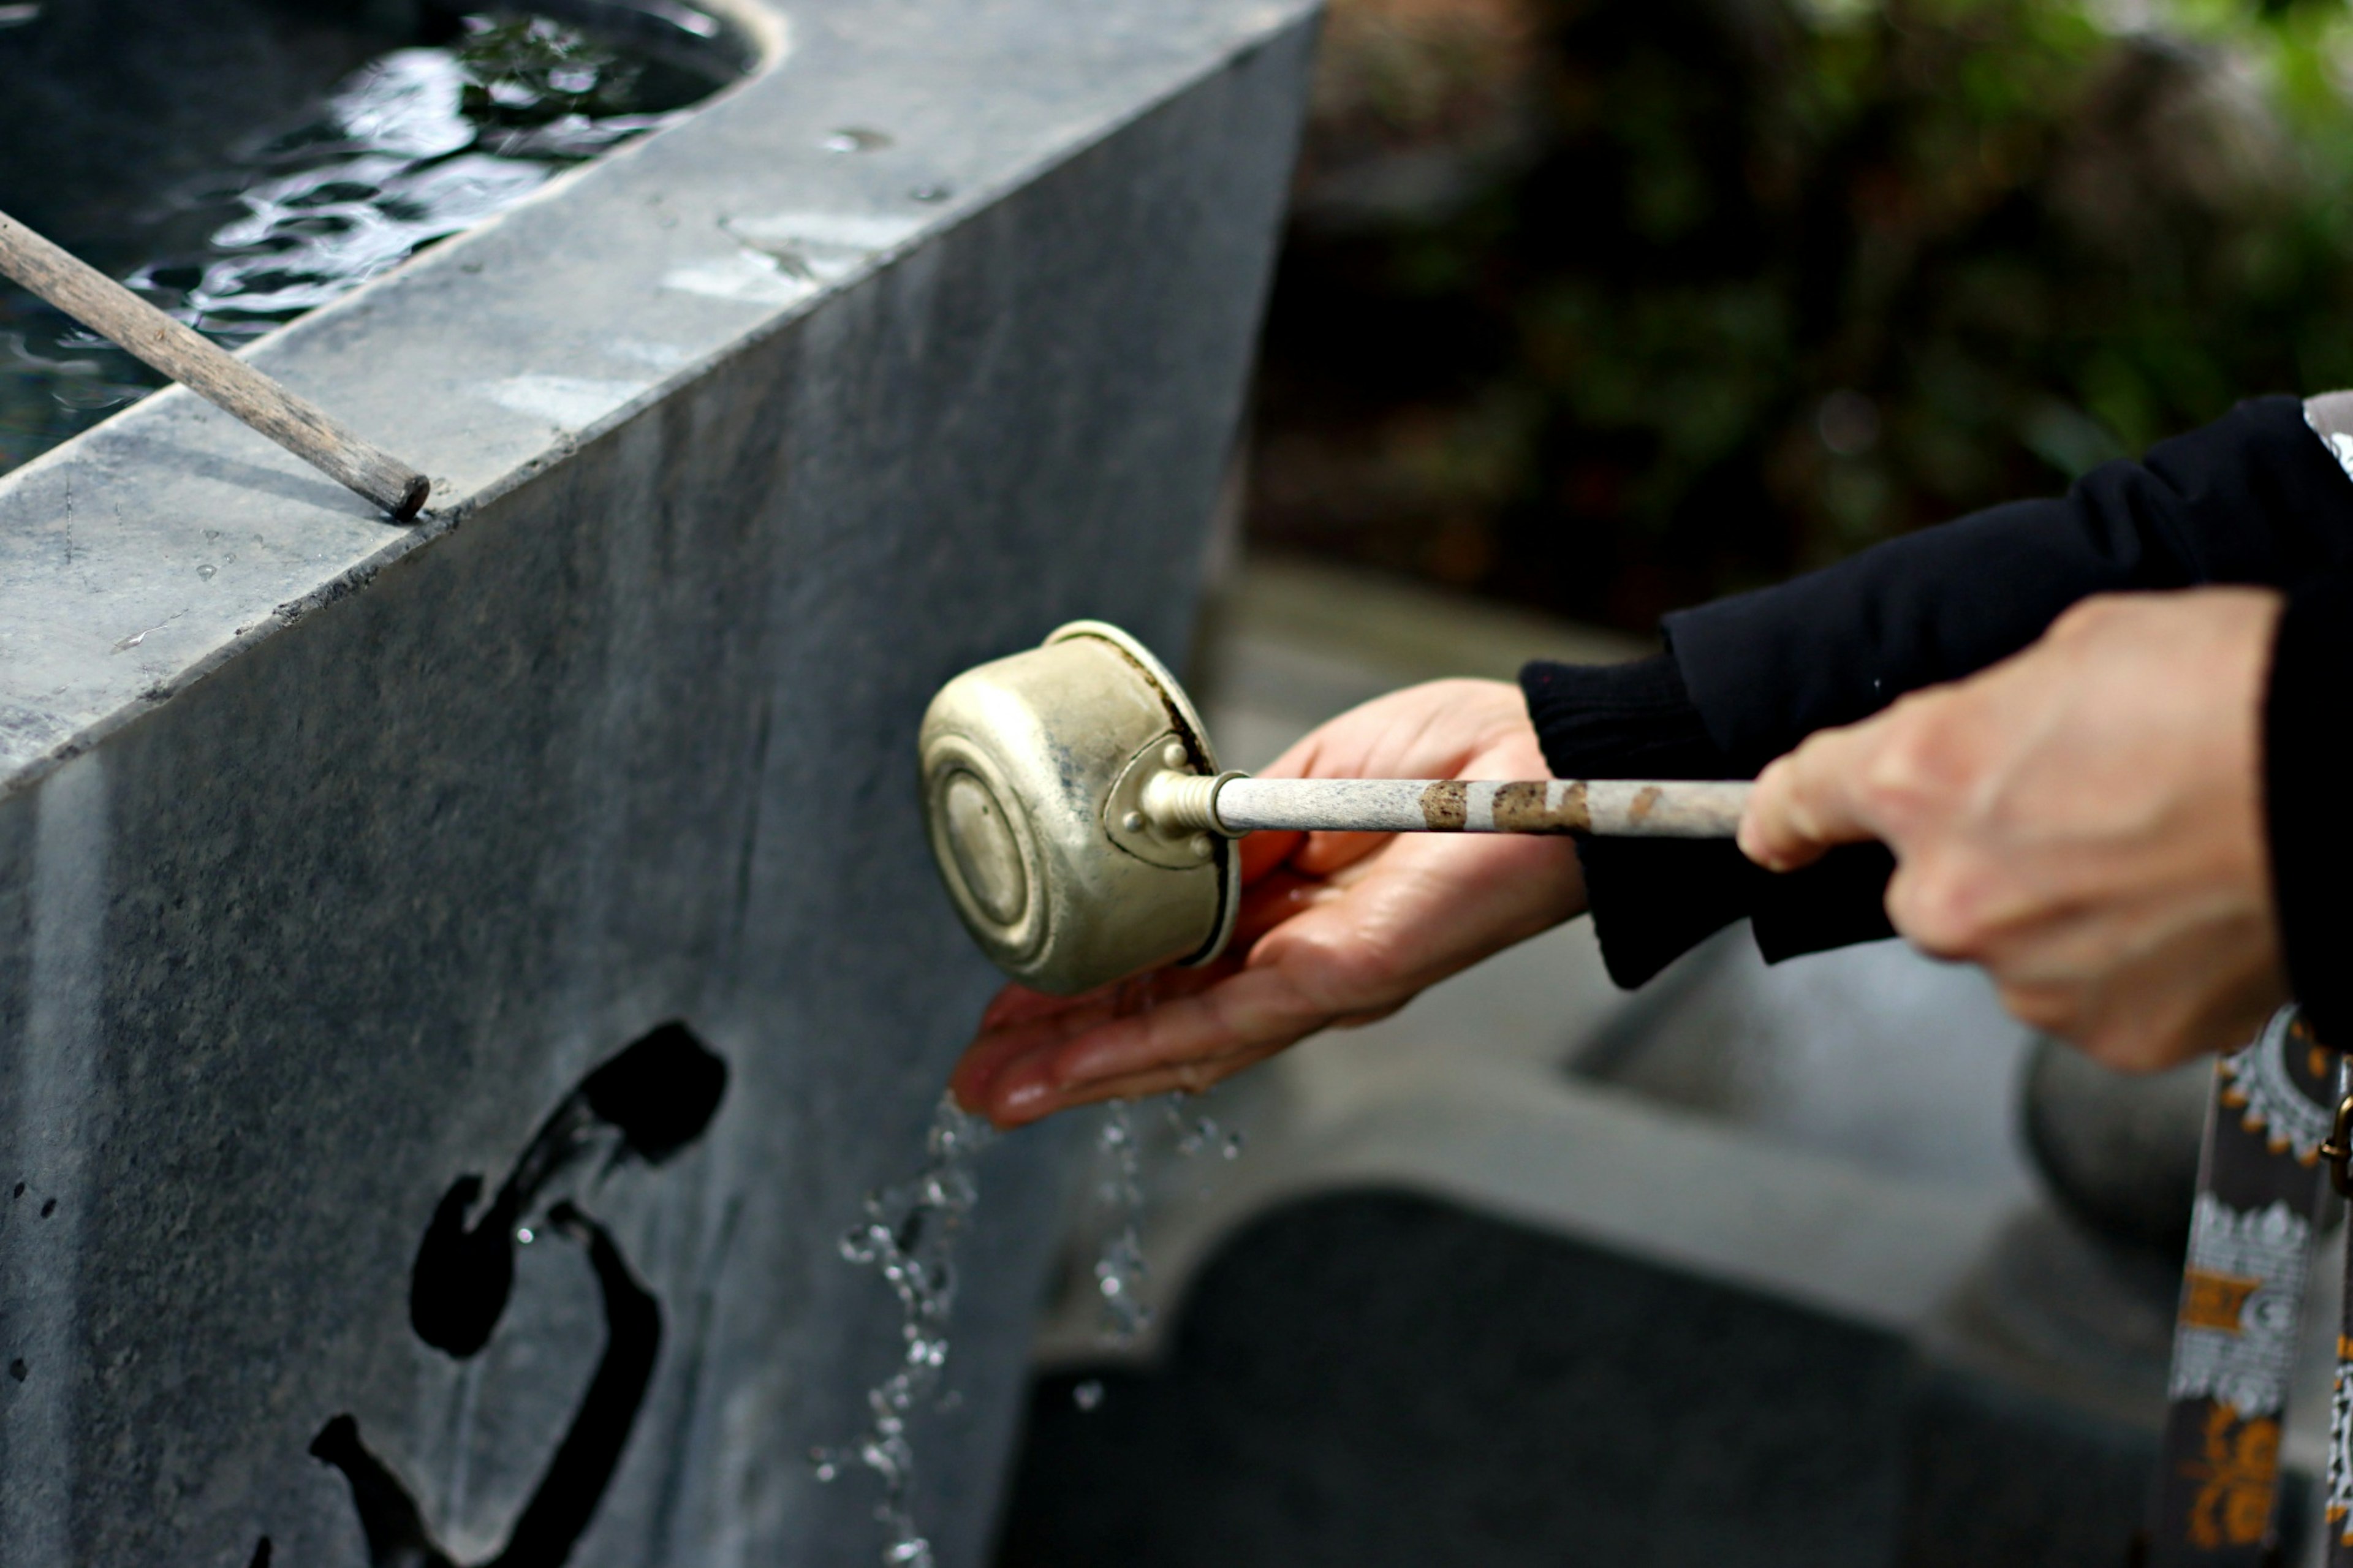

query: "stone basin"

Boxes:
[0, 1, 1316, 1562]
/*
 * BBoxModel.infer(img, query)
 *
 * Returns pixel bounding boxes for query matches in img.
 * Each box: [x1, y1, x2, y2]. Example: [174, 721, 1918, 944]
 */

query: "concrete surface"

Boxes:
[0, 3, 1316, 1564]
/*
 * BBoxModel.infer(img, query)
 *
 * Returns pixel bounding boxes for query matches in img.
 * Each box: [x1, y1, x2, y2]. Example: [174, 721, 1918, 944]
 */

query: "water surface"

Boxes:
[0, 5, 741, 477]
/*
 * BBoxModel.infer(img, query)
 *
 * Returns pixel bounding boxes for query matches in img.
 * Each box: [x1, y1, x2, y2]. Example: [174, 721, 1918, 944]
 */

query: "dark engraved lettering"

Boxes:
[261, 1021, 727, 1568]
[314, 1205, 661, 1568]
[411, 1022, 725, 1355]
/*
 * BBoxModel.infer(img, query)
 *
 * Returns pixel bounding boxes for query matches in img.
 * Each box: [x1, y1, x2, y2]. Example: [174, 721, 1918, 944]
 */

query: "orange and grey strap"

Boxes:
[2143, 1008, 2335, 1566]
[2322, 1036, 2353, 1566]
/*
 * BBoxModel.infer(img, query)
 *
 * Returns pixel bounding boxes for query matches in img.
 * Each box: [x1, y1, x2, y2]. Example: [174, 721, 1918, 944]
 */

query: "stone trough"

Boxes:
[0, 0, 1315, 1561]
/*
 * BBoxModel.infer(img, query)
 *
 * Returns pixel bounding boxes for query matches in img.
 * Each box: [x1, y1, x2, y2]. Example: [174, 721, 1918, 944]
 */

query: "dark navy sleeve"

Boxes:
[2265, 570, 2353, 1045]
[1526, 394, 2353, 990]
[1520, 654, 1895, 987]
[1663, 396, 2353, 773]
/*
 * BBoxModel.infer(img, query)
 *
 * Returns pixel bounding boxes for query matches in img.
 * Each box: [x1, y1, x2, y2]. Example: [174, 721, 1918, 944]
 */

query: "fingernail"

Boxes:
[998, 1077, 1053, 1118]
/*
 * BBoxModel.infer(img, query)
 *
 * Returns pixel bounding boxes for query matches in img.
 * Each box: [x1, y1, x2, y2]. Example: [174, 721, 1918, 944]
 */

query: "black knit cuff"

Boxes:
[2265, 573, 2353, 1043]
[1520, 654, 1754, 987]
[1521, 653, 1725, 780]
[1520, 653, 1903, 987]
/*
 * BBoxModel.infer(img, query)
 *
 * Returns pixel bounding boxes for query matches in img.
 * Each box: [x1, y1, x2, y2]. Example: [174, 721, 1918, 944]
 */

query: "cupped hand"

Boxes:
[1738, 588, 2290, 1070]
[950, 678, 1588, 1126]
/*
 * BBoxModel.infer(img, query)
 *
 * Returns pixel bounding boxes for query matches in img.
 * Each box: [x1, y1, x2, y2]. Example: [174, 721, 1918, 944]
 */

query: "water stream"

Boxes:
[820, 1091, 1245, 1563]
[813, 1094, 998, 1568]
[0, 7, 740, 476]
[1086, 1098, 1243, 1351]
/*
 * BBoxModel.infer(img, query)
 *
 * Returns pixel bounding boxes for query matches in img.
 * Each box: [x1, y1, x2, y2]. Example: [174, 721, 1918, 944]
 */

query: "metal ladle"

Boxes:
[919, 621, 1751, 995]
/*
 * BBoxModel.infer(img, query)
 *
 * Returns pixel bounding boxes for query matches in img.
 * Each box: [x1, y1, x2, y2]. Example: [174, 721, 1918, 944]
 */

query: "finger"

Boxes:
[994, 1041, 1289, 1124]
[981, 998, 1305, 1124]
[1881, 847, 2053, 963]
[1257, 680, 1536, 787]
[1042, 853, 1517, 1093]
[963, 907, 1500, 1126]
[951, 963, 1233, 1116]
[953, 867, 1339, 1121]
[1984, 909, 2286, 1072]
[1031, 963, 1328, 1095]
[1738, 720, 1894, 871]
[977, 982, 1088, 1031]
[1327, 1002, 1408, 1029]
[963, 809, 1581, 1125]
[1290, 829, 1395, 877]
[1239, 828, 1304, 884]
[1993, 979, 2085, 1040]
[957, 984, 1123, 1108]
[1231, 866, 1338, 947]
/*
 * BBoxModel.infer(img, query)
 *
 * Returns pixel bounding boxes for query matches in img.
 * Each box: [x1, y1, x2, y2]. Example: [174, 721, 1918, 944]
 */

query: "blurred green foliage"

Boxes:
[1249, 0, 2353, 627]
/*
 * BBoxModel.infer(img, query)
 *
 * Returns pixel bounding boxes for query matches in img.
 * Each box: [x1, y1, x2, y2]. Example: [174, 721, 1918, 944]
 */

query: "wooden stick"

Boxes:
[1147, 775, 1753, 838]
[0, 208, 430, 521]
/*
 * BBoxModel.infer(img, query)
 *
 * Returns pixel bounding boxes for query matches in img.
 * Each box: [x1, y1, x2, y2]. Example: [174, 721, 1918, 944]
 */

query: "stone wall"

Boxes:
[0, 2, 1317, 1561]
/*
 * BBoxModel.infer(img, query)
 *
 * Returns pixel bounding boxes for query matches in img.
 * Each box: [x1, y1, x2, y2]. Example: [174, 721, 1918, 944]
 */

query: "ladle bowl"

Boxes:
[919, 621, 1752, 996]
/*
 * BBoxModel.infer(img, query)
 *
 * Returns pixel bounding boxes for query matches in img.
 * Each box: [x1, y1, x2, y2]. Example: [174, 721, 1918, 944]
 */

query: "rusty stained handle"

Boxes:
[0, 207, 430, 521]
[1144, 776, 1752, 839]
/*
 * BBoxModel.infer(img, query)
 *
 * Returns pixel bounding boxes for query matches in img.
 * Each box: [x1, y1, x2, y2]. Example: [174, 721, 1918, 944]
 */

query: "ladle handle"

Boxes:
[1176, 776, 1751, 838]
[0, 207, 431, 521]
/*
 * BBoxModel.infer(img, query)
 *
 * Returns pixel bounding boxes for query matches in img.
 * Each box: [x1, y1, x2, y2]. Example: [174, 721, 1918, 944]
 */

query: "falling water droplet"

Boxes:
[515, 1226, 535, 1244]
[1083, 1097, 1256, 1349]
[1072, 1379, 1104, 1412]
[1090, 1101, 1154, 1346]
[814, 1094, 995, 1568]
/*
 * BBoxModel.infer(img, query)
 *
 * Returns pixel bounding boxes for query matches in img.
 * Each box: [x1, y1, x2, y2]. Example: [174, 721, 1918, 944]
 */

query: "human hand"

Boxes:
[949, 678, 1588, 1126]
[1738, 588, 2289, 1070]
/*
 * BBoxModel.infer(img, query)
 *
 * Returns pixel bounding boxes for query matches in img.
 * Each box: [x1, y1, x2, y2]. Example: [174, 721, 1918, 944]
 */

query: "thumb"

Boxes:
[1738, 717, 1892, 871]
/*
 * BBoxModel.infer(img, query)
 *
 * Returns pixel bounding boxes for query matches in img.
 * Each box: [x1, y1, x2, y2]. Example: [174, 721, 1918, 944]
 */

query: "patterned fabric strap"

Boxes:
[2148, 1008, 2334, 1566]
[2331, 1242, 2353, 1567]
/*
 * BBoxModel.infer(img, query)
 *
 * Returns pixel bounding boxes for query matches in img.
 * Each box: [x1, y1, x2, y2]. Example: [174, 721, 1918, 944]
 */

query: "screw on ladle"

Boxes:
[920, 621, 1758, 998]
[0, 207, 430, 521]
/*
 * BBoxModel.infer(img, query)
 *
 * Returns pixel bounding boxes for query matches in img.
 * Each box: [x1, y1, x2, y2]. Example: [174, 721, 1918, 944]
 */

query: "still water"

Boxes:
[0, 9, 738, 477]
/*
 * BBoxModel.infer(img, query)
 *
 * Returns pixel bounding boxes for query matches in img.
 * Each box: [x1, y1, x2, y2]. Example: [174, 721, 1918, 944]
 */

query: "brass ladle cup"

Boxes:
[919, 621, 1749, 996]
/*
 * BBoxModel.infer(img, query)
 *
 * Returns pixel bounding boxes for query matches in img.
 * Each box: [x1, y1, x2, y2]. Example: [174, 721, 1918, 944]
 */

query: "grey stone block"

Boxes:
[0, 1, 1317, 1562]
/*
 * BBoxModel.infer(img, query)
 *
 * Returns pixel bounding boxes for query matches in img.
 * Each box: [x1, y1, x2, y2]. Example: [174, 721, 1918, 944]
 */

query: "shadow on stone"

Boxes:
[995, 1190, 2221, 1568]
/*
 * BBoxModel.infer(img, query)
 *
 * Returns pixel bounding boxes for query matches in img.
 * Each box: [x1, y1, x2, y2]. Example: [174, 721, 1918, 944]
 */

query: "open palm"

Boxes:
[949, 678, 1588, 1126]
